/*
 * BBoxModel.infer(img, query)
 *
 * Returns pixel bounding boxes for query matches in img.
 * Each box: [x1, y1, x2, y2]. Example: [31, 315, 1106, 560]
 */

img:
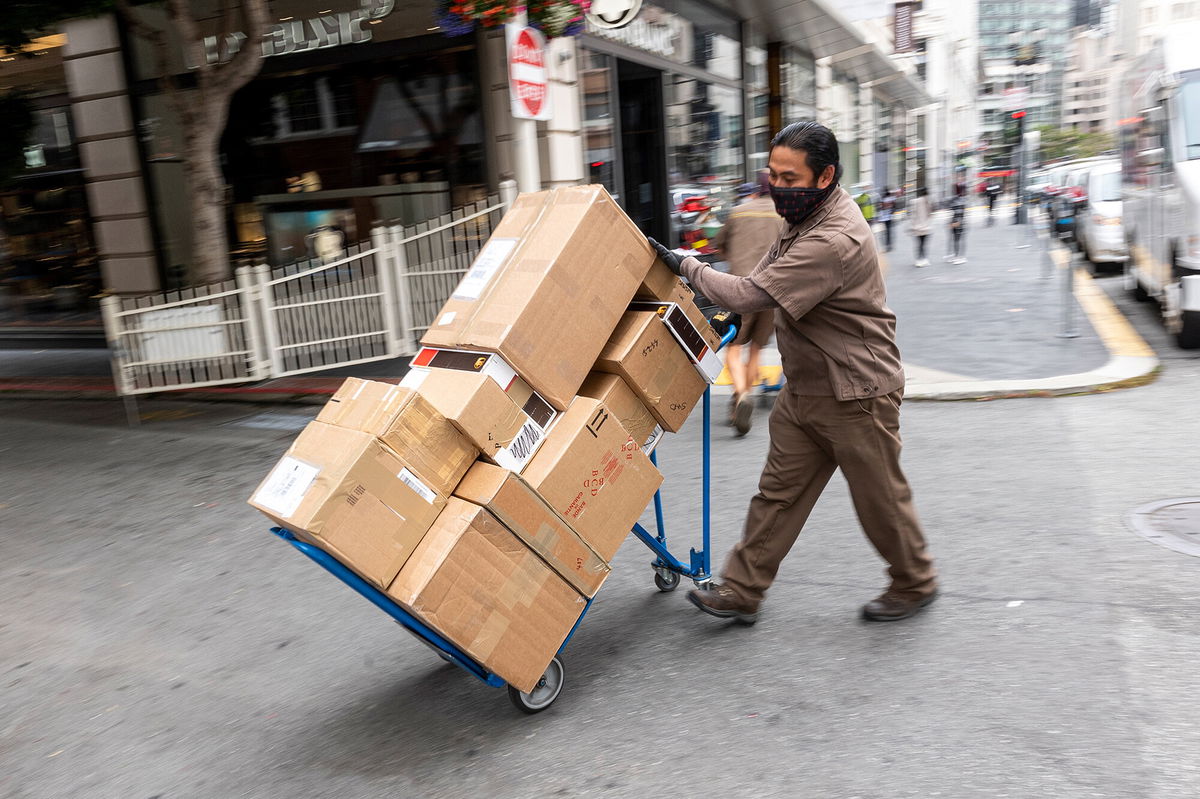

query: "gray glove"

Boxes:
[646, 236, 683, 276]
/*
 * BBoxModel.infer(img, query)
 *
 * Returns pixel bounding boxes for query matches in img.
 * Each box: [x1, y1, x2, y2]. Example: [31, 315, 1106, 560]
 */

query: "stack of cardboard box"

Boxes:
[249, 185, 722, 692]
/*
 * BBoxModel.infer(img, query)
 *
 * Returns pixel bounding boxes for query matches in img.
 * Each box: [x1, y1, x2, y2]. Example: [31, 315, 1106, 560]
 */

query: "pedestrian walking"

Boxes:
[713, 171, 786, 436]
[852, 184, 876, 225]
[947, 185, 967, 264]
[647, 121, 938, 624]
[877, 187, 896, 252]
[909, 187, 932, 267]
[985, 182, 1001, 226]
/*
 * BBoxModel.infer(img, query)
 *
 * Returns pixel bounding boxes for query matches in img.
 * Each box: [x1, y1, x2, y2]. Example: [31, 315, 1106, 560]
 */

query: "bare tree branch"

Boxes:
[167, 0, 206, 88]
[114, 0, 194, 132]
[213, 0, 269, 98]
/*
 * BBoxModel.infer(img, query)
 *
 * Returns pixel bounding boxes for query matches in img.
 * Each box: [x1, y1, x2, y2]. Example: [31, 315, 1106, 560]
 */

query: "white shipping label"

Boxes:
[399, 368, 429, 389]
[398, 467, 437, 504]
[254, 456, 320, 518]
[493, 419, 546, 472]
[452, 238, 518, 301]
[438, 311, 457, 326]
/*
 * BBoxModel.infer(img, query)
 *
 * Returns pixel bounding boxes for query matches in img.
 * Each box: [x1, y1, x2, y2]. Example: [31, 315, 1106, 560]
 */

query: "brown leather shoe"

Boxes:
[861, 588, 939, 622]
[733, 394, 753, 436]
[687, 582, 759, 624]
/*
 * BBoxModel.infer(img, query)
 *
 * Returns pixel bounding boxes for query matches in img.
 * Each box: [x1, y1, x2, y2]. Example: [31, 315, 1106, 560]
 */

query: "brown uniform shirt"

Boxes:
[749, 187, 905, 400]
[714, 196, 787, 277]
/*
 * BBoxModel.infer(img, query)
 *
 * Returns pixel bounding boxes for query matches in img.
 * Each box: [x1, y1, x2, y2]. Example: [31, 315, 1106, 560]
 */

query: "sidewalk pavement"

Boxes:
[0, 209, 1158, 404]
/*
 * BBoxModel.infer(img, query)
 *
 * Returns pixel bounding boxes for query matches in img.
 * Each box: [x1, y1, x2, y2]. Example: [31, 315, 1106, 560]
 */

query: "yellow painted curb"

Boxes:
[1050, 247, 1156, 359]
[714, 364, 783, 387]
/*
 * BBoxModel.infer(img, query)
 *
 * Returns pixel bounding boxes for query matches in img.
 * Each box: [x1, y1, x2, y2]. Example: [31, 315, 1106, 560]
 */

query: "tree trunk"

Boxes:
[184, 125, 231, 283]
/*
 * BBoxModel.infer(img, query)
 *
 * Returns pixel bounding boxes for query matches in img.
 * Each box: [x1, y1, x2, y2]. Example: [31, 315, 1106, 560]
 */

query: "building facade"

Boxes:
[0, 0, 928, 324]
[1062, 28, 1119, 131]
[978, 0, 1073, 132]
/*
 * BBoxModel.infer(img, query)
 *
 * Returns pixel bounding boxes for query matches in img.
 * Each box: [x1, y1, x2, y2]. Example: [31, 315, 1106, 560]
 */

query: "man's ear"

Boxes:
[816, 164, 836, 189]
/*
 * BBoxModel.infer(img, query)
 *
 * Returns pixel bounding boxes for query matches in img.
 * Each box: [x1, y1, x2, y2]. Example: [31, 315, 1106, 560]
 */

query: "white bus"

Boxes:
[1119, 26, 1200, 348]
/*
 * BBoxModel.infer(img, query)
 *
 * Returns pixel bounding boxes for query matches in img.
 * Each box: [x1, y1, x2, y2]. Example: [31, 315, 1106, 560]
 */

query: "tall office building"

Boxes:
[977, 0, 1072, 155]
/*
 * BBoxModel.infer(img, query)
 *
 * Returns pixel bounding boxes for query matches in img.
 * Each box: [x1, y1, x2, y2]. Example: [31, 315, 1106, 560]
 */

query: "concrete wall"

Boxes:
[62, 16, 160, 294]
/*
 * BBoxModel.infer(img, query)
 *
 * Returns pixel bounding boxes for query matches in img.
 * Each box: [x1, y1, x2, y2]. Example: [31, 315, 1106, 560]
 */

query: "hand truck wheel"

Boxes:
[654, 570, 680, 592]
[507, 656, 565, 714]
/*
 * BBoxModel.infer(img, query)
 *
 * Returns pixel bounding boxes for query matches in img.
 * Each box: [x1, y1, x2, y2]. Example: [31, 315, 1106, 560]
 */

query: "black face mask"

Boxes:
[769, 182, 838, 227]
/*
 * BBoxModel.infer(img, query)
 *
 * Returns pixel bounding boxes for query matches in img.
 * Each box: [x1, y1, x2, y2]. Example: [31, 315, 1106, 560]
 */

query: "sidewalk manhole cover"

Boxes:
[1127, 498, 1200, 557]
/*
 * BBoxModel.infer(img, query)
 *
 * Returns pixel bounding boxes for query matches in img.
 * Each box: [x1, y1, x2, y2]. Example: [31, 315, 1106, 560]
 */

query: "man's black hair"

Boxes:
[771, 121, 843, 185]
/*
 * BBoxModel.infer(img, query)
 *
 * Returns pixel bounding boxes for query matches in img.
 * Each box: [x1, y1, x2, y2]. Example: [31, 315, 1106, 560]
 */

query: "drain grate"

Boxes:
[1127, 498, 1200, 558]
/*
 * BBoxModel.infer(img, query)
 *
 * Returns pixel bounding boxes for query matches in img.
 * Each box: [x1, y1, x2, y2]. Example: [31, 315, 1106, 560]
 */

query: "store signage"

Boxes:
[586, 15, 674, 58]
[587, 0, 643, 29]
[196, 0, 394, 66]
[507, 25, 551, 121]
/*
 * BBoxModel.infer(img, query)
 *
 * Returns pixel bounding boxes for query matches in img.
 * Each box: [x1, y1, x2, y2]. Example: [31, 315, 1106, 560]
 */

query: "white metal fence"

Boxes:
[102, 181, 516, 396]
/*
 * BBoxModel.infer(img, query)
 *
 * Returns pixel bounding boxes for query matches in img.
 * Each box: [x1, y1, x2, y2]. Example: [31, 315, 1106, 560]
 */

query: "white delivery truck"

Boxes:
[1119, 25, 1200, 348]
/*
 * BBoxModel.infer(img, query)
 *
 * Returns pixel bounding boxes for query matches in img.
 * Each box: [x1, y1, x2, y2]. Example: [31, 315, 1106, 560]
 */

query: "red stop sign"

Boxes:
[509, 27, 548, 119]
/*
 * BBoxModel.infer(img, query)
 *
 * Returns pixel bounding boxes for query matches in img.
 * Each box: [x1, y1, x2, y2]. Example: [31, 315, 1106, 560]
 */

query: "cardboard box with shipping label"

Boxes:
[316, 378, 476, 495]
[414, 369, 534, 464]
[577, 372, 658, 448]
[403, 353, 557, 472]
[595, 311, 707, 432]
[455, 461, 610, 597]
[248, 422, 446, 589]
[420, 185, 656, 410]
[387, 498, 587, 693]
[627, 300, 724, 383]
[637, 259, 723, 353]
[521, 397, 663, 562]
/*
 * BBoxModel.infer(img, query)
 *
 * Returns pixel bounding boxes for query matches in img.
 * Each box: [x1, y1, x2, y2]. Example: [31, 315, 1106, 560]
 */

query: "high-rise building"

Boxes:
[977, 0, 1073, 156]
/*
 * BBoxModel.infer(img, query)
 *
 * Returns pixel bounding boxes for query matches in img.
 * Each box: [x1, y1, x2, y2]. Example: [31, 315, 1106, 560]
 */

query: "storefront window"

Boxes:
[1, 101, 99, 324]
[580, 50, 618, 194]
[745, 28, 769, 171]
[666, 77, 743, 248]
[783, 47, 817, 122]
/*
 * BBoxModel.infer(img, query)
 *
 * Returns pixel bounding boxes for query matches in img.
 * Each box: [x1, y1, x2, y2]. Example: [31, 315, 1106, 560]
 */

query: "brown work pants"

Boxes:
[722, 387, 936, 603]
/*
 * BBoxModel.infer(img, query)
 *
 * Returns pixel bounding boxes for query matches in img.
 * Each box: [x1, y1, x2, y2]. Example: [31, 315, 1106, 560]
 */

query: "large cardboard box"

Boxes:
[414, 369, 536, 468]
[315, 378, 475, 495]
[595, 311, 707, 432]
[387, 498, 587, 693]
[522, 397, 663, 562]
[577, 372, 659, 449]
[420, 185, 656, 410]
[249, 422, 447, 589]
[455, 462, 610, 597]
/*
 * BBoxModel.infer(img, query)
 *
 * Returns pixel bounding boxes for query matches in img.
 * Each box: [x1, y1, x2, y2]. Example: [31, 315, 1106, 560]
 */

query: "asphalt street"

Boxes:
[3, 238, 1200, 797]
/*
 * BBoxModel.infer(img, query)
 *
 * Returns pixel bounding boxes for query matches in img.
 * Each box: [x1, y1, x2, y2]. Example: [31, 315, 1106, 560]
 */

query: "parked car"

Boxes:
[1073, 160, 1127, 271]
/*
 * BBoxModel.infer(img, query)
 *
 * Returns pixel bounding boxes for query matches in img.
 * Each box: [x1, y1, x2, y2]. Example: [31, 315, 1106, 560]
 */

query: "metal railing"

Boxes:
[102, 180, 517, 396]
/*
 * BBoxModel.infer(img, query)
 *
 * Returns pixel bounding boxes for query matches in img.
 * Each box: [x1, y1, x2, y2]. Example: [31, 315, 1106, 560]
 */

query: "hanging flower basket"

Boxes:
[433, 0, 590, 38]
[529, 0, 590, 38]
[434, 0, 519, 36]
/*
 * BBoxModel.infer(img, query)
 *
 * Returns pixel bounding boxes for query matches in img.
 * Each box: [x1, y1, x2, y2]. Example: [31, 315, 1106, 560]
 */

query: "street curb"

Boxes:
[902, 243, 1159, 401]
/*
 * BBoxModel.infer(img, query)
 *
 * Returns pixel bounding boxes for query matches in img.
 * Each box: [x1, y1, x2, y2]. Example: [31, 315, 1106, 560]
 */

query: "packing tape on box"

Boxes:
[493, 550, 550, 611]
[469, 609, 508, 663]
[532, 521, 559, 550]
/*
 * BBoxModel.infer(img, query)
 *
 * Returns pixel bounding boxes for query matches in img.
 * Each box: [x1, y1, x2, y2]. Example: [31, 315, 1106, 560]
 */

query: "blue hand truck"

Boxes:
[270, 325, 738, 714]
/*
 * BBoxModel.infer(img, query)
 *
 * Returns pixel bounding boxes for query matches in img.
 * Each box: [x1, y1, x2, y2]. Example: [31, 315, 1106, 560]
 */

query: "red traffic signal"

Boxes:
[1011, 110, 1026, 120]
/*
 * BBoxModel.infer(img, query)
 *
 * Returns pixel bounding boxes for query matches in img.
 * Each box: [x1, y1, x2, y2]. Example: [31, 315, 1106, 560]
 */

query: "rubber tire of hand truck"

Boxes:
[507, 656, 565, 714]
[654, 571, 681, 592]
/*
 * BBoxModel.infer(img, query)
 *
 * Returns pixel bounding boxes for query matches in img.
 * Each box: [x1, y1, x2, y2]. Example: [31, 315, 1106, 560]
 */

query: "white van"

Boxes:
[1075, 160, 1127, 270]
[1119, 25, 1200, 348]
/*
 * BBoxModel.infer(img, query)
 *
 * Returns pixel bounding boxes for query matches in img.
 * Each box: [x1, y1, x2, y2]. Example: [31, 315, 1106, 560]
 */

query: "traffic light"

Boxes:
[1009, 110, 1026, 150]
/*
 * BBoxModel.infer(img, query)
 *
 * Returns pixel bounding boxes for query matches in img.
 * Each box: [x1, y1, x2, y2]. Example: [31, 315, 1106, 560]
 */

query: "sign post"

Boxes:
[507, 22, 549, 194]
